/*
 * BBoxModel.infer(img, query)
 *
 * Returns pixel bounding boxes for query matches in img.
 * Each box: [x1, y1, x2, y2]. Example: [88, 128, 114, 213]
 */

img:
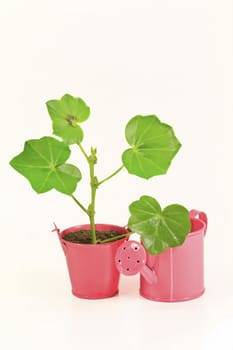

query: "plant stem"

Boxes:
[98, 165, 124, 186]
[71, 195, 89, 215]
[98, 233, 130, 244]
[89, 158, 97, 244]
[78, 143, 98, 244]
[77, 145, 124, 245]
[78, 143, 89, 161]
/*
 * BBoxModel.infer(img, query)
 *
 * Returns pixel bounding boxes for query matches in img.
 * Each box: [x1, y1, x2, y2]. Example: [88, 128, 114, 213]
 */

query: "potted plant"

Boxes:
[10, 93, 191, 300]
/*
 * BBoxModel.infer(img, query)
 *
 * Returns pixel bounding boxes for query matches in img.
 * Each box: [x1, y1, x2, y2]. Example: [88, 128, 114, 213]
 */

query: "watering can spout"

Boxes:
[142, 265, 158, 284]
[115, 240, 158, 284]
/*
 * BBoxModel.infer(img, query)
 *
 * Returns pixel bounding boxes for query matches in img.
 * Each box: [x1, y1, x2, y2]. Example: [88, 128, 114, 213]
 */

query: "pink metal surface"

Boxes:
[54, 210, 207, 301]
[140, 210, 208, 302]
[115, 240, 157, 284]
[56, 224, 129, 299]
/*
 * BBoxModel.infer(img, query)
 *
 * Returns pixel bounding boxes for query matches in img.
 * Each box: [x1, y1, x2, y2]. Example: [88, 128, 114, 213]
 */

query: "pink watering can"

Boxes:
[115, 210, 208, 302]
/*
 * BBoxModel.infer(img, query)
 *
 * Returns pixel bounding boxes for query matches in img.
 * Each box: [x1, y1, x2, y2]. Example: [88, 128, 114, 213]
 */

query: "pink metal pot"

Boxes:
[54, 224, 129, 299]
[54, 210, 207, 301]
[115, 210, 208, 302]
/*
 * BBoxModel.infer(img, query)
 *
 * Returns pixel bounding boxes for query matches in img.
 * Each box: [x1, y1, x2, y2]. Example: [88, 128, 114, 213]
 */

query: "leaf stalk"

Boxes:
[98, 165, 124, 186]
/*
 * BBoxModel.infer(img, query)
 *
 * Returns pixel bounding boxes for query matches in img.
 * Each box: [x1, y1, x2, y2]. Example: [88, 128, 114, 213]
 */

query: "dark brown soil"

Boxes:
[63, 230, 124, 244]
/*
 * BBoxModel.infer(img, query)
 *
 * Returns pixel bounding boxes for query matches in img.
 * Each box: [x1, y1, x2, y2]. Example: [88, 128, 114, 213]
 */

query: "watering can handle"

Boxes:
[190, 210, 208, 236]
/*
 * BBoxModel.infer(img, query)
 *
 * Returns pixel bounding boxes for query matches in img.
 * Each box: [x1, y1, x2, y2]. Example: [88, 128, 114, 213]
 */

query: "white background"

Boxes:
[0, 0, 233, 349]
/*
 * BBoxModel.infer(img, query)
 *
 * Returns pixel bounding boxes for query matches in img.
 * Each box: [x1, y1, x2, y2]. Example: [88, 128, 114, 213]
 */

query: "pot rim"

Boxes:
[60, 223, 130, 248]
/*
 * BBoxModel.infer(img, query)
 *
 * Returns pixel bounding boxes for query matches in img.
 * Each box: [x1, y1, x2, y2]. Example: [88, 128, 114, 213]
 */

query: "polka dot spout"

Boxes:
[115, 240, 157, 284]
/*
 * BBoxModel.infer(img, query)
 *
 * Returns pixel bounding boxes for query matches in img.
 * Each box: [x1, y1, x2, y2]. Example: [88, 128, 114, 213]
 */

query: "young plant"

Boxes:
[10, 94, 191, 254]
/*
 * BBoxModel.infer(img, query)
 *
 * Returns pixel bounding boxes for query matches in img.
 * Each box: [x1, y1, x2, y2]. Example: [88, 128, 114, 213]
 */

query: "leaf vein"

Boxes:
[28, 143, 50, 165]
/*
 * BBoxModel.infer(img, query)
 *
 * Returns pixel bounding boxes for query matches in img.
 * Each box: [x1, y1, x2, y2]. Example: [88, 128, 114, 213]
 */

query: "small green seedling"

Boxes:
[10, 94, 191, 254]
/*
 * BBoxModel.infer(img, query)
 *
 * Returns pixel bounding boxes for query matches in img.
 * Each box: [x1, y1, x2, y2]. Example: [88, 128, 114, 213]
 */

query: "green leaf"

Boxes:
[10, 136, 82, 195]
[128, 195, 191, 255]
[122, 115, 181, 179]
[46, 94, 90, 145]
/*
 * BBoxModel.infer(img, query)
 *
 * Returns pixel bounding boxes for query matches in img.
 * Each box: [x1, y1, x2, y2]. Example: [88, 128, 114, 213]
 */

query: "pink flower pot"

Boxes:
[140, 210, 208, 302]
[56, 224, 129, 299]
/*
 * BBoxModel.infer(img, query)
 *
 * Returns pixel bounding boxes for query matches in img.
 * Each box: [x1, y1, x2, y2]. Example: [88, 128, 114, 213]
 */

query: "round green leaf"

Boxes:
[128, 195, 191, 255]
[10, 136, 82, 195]
[122, 115, 181, 179]
[46, 94, 90, 145]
